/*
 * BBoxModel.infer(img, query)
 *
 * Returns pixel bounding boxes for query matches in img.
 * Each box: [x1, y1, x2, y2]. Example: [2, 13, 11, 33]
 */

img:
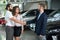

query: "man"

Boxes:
[5, 4, 26, 40]
[27, 3, 47, 40]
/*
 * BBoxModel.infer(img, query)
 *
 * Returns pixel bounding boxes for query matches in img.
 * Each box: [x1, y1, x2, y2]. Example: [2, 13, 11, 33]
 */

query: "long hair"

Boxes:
[5, 4, 11, 10]
[12, 6, 20, 16]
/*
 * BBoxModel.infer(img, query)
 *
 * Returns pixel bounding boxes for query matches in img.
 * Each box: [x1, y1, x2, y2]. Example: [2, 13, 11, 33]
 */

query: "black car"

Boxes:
[21, 9, 55, 30]
[47, 9, 60, 33]
[46, 9, 60, 40]
[22, 9, 60, 40]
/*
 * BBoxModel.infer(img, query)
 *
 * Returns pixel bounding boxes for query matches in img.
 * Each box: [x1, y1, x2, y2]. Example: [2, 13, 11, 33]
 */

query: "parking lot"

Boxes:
[0, 25, 38, 40]
[0, 0, 60, 40]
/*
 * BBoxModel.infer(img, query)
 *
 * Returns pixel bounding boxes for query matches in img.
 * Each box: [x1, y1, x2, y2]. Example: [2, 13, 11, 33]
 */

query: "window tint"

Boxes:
[25, 10, 36, 17]
[50, 10, 60, 17]
[54, 13, 60, 17]
[44, 9, 54, 15]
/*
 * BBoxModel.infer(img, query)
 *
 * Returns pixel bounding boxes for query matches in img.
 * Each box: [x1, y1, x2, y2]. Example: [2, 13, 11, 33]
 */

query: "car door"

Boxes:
[47, 10, 60, 30]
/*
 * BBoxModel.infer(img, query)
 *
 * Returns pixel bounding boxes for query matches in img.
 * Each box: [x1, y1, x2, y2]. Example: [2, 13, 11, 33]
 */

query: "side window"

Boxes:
[54, 13, 60, 17]
[49, 10, 60, 18]
[25, 10, 36, 17]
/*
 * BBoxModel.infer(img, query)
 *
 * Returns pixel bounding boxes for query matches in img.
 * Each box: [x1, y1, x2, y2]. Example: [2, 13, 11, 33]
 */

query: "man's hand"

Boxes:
[24, 21, 26, 25]
[17, 20, 26, 25]
[39, 35, 43, 38]
[22, 21, 26, 25]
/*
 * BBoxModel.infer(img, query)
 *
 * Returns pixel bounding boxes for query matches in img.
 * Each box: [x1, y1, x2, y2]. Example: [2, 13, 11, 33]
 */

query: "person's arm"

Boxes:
[26, 12, 39, 24]
[8, 12, 26, 25]
[10, 17, 26, 25]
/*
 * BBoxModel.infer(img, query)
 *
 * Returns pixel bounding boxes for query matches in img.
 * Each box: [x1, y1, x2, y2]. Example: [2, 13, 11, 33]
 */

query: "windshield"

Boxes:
[49, 10, 60, 17]
[25, 10, 36, 17]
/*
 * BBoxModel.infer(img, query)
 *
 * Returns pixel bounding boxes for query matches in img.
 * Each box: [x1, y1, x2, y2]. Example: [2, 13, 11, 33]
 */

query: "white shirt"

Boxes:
[14, 14, 23, 27]
[5, 10, 14, 26]
[37, 12, 43, 20]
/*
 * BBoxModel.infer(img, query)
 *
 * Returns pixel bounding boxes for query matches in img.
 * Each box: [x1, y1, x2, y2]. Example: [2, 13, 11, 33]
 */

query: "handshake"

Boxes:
[20, 20, 27, 25]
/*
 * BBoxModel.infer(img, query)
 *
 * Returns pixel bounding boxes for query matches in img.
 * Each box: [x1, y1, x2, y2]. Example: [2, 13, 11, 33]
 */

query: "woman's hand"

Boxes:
[22, 21, 26, 25]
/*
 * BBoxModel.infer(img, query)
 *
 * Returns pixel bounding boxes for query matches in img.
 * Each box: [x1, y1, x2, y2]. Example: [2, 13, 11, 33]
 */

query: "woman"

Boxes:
[12, 6, 24, 40]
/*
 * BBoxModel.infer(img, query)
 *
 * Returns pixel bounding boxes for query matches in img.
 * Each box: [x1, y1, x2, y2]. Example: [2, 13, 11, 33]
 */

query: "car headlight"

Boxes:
[30, 24, 35, 28]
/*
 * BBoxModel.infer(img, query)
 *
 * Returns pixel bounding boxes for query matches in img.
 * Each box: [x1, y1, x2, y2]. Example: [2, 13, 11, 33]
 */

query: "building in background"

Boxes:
[0, 0, 7, 18]
[0, 0, 60, 18]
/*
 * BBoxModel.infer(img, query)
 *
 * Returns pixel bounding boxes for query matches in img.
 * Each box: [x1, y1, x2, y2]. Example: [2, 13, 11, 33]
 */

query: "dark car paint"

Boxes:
[23, 9, 60, 35]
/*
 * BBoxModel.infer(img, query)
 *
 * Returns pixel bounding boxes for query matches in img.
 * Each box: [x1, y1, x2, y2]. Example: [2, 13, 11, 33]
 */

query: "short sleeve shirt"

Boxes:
[14, 14, 23, 27]
[5, 10, 14, 26]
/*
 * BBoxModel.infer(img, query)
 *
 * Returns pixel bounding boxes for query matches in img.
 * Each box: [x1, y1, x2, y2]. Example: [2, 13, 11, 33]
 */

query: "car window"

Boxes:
[44, 9, 54, 15]
[25, 10, 36, 17]
[50, 10, 60, 17]
[54, 13, 60, 17]
[20, 11, 27, 14]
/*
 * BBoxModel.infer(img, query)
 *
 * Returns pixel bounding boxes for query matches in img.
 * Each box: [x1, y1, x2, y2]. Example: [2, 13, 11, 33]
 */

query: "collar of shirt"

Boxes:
[37, 12, 44, 20]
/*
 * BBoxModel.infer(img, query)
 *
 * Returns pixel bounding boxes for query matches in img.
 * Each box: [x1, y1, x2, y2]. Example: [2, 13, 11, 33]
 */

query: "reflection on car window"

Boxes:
[50, 10, 60, 17]
[25, 10, 36, 17]
[54, 13, 60, 17]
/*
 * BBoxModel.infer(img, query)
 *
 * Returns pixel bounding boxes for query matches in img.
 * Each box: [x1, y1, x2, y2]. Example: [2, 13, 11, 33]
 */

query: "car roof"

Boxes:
[44, 9, 55, 15]
[29, 9, 55, 15]
[21, 9, 55, 16]
[49, 9, 60, 17]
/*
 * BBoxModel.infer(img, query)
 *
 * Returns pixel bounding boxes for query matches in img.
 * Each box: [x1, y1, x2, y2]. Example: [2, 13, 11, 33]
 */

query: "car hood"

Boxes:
[47, 17, 60, 22]
[22, 16, 36, 21]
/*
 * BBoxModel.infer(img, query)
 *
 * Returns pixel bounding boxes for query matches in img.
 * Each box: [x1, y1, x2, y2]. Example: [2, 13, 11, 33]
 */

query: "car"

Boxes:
[47, 10, 60, 30]
[20, 10, 27, 14]
[0, 18, 6, 25]
[22, 9, 54, 21]
[22, 9, 60, 40]
[21, 9, 55, 31]
[46, 9, 60, 40]
[46, 9, 60, 35]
